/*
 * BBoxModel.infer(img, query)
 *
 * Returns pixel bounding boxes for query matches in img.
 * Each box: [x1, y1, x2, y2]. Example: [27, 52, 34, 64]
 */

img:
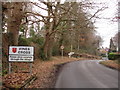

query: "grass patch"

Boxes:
[114, 60, 120, 64]
[100, 60, 120, 71]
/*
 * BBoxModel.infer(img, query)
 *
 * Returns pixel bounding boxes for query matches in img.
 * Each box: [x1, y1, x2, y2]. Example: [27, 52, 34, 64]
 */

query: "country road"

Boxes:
[55, 60, 119, 88]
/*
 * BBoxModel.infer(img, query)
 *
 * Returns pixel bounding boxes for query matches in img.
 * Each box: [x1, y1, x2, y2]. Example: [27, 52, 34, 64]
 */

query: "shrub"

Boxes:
[52, 46, 60, 56]
[18, 37, 30, 45]
[108, 52, 120, 60]
[39, 47, 47, 60]
[101, 54, 106, 57]
[27, 36, 44, 46]
[2, 69, 8, 76]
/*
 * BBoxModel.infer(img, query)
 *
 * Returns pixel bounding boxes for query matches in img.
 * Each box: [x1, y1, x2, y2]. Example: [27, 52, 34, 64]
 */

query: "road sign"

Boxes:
[8, 46, 34, 74]
[9, 46, 34, 55]
[9, 46, 34, 62]
[9, 55, 34, 62]
[60, 45, 64, 49]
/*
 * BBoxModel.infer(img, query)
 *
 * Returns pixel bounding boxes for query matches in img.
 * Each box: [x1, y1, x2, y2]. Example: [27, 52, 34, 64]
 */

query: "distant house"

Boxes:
[99, 47, 108, 56]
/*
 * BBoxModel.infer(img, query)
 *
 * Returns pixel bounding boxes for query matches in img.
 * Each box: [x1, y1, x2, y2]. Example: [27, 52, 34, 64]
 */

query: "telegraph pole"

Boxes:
[118, 2, 120, 52]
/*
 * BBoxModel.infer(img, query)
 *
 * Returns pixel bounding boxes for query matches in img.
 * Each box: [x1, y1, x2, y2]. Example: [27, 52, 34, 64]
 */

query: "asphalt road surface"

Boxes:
[55, 60, 118, 88]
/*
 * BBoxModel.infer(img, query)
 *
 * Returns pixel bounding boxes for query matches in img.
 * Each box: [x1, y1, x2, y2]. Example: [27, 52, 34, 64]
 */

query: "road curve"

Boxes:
[55, 60, 118, 88]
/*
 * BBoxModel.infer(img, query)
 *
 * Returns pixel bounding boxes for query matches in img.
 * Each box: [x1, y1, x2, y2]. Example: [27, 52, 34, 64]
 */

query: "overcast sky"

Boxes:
[4, 0, 118, 48]
[93, 0, 118, 48]
[32, 0, 118, 48]
[43, 0, 118, 48]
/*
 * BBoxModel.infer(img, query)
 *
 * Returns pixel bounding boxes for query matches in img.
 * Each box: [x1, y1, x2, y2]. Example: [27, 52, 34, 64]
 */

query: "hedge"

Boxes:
[108, 52, 120, 60]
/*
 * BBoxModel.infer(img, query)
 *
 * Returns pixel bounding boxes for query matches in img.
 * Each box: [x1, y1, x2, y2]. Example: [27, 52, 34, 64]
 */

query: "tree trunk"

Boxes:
[8, 24, 19, 45]
[7, 2, 23, 45]
[43, 34, 49, 60]
[43, 33, 55, 60]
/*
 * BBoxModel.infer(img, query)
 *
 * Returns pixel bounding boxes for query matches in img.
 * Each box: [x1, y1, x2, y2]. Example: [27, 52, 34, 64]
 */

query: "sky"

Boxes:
[3, 0, 118, 48]
[38, 0, 118, 48]
[93, 0, 118, 48]
[32, 0, 118, 48]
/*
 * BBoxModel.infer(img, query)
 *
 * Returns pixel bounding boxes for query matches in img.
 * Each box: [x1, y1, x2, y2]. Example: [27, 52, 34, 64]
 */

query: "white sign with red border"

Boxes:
[9, 46, 34, 62]
[60, 45, 64, 50]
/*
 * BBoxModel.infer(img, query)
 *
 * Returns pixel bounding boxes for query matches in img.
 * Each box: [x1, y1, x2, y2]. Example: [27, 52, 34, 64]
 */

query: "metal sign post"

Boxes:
[60, 45, 64, 59]
[61, 49, 63, 59]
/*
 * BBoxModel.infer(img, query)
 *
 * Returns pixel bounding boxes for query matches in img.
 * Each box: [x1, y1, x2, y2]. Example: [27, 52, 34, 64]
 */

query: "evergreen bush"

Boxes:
[108, 52, 120, 60]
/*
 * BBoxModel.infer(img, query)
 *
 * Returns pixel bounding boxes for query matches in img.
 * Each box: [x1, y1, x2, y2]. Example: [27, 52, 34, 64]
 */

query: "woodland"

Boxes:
[2, 0, 105, 75]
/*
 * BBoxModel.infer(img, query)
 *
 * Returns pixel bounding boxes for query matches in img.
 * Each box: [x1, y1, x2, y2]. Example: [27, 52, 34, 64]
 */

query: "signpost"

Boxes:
[8, 46, 34, 74]
[60, 45, 64, 59]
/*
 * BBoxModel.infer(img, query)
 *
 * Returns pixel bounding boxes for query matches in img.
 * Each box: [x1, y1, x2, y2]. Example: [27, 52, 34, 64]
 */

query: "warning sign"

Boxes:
[9, 46, 34, 62]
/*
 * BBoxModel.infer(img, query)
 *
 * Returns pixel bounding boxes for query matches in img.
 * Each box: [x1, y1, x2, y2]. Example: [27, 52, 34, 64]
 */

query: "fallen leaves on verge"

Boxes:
[3, 73, 30, 88]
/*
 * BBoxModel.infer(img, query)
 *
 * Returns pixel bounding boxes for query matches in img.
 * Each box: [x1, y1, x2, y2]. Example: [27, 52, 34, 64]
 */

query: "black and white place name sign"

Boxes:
[9, 46, 34, 62]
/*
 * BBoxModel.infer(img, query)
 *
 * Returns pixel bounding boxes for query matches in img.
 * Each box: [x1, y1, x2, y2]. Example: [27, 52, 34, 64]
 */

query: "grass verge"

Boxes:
[99, 60, 120, 71]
